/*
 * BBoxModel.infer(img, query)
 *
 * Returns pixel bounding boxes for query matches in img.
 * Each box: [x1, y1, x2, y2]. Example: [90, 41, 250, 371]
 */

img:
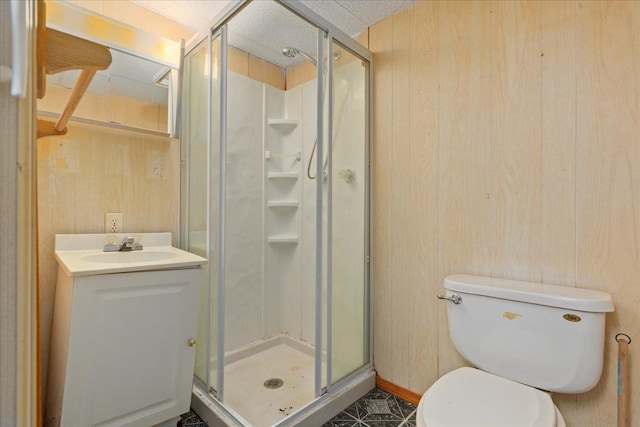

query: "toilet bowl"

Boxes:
[421, 275, 614, 427]
[416, 368, 566, 427]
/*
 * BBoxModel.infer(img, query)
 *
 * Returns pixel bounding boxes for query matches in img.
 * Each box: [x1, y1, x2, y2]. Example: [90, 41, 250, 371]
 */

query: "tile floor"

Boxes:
[178, 387, 417, 427]
[322, 388, 417, 427]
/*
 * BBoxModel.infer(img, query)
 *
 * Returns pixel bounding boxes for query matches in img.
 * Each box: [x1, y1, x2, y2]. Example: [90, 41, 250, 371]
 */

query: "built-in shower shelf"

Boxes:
[267, 200, 299, 209]
[267, 172, 299, 180]
[268, 118, 299, 127]
[265, 150, 301, 161]
[267, 235, 299, 244]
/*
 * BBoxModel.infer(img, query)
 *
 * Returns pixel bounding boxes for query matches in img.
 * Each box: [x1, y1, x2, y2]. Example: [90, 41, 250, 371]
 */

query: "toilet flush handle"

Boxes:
[437, 293, 462, 304]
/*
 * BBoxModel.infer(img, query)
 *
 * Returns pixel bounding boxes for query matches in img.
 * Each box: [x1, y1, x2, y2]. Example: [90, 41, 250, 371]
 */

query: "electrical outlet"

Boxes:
[105, 213, 123, 233]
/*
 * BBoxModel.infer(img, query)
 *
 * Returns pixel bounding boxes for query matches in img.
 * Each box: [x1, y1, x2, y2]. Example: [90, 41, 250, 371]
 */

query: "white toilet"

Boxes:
[417, 275, 614, 427]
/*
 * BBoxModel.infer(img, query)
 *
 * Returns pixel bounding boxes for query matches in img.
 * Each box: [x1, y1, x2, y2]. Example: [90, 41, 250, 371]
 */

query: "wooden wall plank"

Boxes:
[390, 7, 412, 387]
[541, 1, 577, 287]
[437, 0, 493, 377]
[248, 55, 286, 90]
[108, 94, 160, 131]
[68, 0, 103, 15]
[285, 61, 316, 91]
[228, 46, 249, 77]
[102, 0, 193, 42]
[370, 2, 640, 426]
[490, 0, 542, 282]
[354, 29, 369, 49]
[540, 1, 578, 416]
[575, 1, 640, 425]
[39, 85, 108, 122]
[408, 1, 439, 392]
[37, 123, 178, 393]
[369, 16, 394, 382]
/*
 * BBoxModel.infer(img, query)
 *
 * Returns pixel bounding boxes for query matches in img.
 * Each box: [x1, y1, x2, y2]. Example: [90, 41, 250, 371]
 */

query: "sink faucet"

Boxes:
[103, 235, 143, 252]
[119, 236, 134, 251]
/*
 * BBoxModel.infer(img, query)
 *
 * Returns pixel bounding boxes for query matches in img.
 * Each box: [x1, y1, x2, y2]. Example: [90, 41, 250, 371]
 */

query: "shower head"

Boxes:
[282, 47, 298, 58]
[282, 47, 317, 67]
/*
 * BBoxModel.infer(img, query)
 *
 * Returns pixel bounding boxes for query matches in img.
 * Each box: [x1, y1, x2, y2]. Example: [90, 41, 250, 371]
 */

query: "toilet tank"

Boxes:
[443, 275, 614, 393]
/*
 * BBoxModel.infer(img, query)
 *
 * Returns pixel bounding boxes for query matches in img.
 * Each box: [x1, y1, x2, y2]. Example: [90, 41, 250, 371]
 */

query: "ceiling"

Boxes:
[130, 0, 416, 67]
[47, 0, 415, 110]
[131, 0, 415, 37]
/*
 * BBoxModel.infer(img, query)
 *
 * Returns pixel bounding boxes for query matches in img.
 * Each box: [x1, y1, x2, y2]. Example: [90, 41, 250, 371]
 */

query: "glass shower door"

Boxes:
[328, 39, 369, 386]
[183, 33, 222, 394]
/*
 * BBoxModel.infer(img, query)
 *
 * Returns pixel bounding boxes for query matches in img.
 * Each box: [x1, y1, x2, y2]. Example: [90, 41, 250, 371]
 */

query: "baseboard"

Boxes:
[375, 377, 422, 405]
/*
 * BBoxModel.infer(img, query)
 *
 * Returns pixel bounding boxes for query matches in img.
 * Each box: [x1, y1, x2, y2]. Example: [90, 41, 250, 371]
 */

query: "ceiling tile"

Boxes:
[130, 0, 415, 37]
[299, 0, 368, 36]
[338, 0, 416, 25]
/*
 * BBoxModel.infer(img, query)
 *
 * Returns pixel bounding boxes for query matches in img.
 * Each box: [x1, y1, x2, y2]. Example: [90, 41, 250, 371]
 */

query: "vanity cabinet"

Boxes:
[46, 266, 202, 427]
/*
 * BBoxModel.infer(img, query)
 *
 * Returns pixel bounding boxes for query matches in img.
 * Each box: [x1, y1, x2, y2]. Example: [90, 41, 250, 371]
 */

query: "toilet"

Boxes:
[417, 275, 614, 427]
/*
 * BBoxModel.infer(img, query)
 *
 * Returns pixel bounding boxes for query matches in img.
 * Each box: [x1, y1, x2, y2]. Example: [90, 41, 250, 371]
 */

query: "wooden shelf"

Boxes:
[267, 235, 299, 244]
[37, 25, 113, 138]
[37, 111, 172, 139]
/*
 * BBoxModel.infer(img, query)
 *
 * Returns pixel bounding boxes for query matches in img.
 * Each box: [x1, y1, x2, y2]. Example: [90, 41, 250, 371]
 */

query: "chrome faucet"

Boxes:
[119, 236, 134, 251]
[103, 236, 143, 252]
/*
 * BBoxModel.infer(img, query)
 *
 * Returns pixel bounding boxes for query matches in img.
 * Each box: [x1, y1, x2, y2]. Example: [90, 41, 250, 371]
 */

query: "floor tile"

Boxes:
[343, 401, 360, 419]
[179, 409, 208, 427]
[363, 421, 405, 427]
[391, 395, 416, 418]
[322, 418, 359, 427]
[187, 387, 417, 427]
[324, 388, 416, 427]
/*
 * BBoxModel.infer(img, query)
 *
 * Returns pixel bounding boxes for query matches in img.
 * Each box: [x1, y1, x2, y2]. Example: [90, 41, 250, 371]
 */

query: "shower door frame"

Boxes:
[182, 0, 373, 421]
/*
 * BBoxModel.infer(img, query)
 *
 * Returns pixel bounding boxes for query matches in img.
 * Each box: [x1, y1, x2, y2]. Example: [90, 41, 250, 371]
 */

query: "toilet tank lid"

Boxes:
[445, 275, 614, 313]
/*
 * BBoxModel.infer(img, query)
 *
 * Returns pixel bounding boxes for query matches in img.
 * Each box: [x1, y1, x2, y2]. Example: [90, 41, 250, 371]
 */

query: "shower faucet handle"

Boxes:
[437, 293, 462, 304]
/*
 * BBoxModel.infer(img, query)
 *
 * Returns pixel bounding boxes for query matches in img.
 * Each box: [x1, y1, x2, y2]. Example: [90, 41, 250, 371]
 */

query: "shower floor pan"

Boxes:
[192, 334, 375, 427]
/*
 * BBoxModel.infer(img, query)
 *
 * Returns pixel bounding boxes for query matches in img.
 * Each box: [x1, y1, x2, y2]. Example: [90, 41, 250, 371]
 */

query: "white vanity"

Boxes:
[46, 233, 207, 427]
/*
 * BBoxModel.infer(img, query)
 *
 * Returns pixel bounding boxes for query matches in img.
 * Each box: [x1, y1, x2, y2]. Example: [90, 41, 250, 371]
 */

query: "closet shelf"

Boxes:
[267, 172, 299, 180]
[267, 200, 299, 209]
[268, 118, 299, 127]
[37, 24, 113, 138]
[267, 235, 299, 244]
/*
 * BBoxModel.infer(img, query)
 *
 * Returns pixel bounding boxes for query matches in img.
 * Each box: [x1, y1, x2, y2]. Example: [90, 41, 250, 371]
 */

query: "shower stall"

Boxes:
[180, 1, 372, 426]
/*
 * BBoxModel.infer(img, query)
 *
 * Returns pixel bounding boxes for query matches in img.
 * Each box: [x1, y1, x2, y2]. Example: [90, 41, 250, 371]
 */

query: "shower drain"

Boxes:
[264, 378, 284, 389]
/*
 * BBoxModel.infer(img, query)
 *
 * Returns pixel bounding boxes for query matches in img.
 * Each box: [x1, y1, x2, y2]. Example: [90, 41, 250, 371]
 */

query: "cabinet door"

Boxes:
[61, 268, 202, 427]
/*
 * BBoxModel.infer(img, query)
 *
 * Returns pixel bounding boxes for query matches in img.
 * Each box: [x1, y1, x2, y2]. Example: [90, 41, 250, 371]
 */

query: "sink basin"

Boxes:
[82, 251, 179, 264]
[54, 233, 207, 277]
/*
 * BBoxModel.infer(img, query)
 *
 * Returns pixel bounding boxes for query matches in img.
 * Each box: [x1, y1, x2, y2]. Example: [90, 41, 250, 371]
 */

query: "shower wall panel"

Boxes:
[222, 61, 366, 362]
[299, 78, 319, 347]
[275, 87, 304, 337]
[263, 84, 288, 339]
[225, 72, 266, 351]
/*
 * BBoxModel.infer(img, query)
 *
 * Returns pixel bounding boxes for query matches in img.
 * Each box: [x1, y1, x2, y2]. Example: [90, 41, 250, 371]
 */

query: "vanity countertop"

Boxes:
[55, 233, 207, 277]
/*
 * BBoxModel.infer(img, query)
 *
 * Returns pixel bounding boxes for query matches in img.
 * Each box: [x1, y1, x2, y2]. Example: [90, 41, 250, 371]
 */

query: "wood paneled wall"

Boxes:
[37, 123, 180, 397]
[370, 1, 640, 425]
[39, 85, 170, 132]
[37, 0, 190, 401]
[228, 46, 286, 90]
[65, 0, 193, 42]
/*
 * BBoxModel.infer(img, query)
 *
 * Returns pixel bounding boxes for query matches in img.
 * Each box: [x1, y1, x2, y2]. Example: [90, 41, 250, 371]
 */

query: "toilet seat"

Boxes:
[417, 367, 565, 427]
